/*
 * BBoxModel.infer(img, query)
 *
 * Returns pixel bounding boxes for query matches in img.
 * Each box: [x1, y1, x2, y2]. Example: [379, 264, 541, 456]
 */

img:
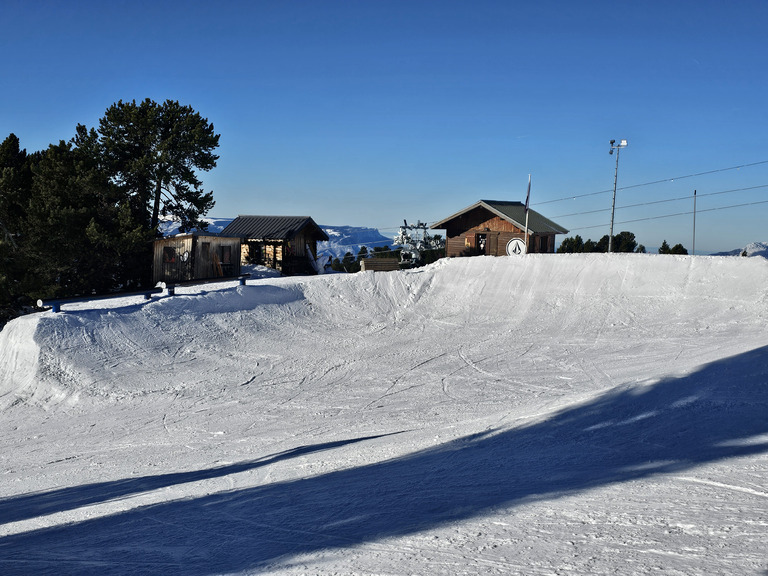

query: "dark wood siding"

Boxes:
[153, 236, 195, 284]
[153, 235, 241, 284]
[436, 202, 565, 257]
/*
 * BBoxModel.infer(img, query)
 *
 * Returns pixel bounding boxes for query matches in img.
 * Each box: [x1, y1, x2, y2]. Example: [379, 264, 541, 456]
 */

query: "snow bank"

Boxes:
[1, 254, 767, 575]
[0, 315, 44, 408]
[3, 254, 767, 411]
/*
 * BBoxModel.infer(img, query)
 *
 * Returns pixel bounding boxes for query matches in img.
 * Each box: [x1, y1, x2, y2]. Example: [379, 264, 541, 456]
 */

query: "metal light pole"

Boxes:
[608, 139, 628, 253]
[692, 189, 697, 255]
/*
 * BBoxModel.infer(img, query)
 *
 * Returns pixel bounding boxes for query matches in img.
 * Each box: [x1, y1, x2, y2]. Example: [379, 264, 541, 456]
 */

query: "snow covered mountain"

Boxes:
[316, 225, 393, 261]
[157, 216, 235, 236]
[712, 241, 768, 258]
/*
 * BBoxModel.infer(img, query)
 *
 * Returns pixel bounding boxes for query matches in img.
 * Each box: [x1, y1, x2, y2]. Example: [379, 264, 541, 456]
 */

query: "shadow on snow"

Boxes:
[1, 346, 767, 575]
[0, 433, 404, 526]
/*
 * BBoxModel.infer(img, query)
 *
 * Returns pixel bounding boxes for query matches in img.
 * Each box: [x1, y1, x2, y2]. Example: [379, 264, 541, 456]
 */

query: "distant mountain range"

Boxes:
[711, 241, 768, 258]
[158, 217, 394, 261]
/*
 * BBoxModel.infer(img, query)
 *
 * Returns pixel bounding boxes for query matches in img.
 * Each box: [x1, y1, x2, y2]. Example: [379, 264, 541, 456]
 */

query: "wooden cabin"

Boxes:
[152, 234, 241, 284]
[220, 215, 330, 275]
[432, 200, 568, 257]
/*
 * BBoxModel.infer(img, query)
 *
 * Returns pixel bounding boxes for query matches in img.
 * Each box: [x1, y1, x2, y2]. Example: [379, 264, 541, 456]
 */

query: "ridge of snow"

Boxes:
[1, 253, 767, 575]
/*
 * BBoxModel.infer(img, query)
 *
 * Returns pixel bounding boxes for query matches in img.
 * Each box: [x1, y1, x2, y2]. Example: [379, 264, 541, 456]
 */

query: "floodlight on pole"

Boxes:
[608, 139, 628, 252]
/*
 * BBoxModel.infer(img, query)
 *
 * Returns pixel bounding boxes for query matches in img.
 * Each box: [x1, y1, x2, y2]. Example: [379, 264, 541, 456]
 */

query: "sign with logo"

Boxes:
[506, 238, 527, 256]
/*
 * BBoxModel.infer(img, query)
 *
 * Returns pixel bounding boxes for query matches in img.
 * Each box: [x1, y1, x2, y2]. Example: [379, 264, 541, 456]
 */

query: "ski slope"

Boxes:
[1, 254, 767, 575]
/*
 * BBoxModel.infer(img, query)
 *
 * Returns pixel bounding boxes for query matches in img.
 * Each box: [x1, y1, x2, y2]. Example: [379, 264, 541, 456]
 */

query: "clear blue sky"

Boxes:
[3, 0, 767, 253]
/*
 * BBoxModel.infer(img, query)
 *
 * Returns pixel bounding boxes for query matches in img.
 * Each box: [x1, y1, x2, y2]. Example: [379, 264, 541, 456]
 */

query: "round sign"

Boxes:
[506, 238, 527, 256]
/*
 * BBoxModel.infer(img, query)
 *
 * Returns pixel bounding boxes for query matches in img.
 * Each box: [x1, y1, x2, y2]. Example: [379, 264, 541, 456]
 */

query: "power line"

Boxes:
[551, 183, 768, 219]
[534, 159, 768, 206]
[570, 198, 768, 233]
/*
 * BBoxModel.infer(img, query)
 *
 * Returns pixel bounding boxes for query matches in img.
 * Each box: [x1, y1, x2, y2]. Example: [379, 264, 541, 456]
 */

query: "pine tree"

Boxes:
[18, 125, 151, 299]
[0, 134, 35, 307]
[612, 231, 638, 253]
[98, 99, 220, 232]
[22, 131, 104, 298]
[557, 235, 585, 253]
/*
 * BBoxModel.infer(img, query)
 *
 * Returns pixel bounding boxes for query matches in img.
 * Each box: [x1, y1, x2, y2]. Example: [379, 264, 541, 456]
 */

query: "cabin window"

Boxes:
[221, 245, 231, 264]
[540, 236, 549, 253]
[163, 246, 176, 263]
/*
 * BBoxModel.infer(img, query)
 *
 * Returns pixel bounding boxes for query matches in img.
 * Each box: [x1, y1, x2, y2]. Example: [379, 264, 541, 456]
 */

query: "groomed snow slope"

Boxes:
[1, 254, 767, 575]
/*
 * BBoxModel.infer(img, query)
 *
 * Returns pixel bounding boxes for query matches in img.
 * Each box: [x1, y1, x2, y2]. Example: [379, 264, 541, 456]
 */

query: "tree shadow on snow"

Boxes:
[1, 346, 767, 575]
[0, 433, 403, 525]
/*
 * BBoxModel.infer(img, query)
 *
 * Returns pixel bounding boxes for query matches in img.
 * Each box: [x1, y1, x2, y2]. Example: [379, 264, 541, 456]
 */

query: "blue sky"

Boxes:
[3, 0, 767, 253]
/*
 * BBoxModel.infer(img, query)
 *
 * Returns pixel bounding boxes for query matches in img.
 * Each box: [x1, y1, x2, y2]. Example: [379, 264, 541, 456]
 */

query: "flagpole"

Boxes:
[524, 174, 531, 253]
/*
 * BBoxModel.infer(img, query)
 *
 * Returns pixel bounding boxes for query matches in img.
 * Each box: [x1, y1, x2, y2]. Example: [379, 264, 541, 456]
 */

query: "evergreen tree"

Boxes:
[559, 231, 643, 254]
[21, 128, 114, 298]
[557, 235, 585, 253]
[595, 235, 610, 253]
[0, 134, 31, 243]
[0, 134, 36, 307]
[612, 231, 638, 253]
[98, 99, 220, 232]
[658, 240, 671, 254]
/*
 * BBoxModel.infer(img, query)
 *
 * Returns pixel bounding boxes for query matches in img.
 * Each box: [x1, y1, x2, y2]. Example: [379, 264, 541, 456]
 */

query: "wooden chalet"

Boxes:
[152, 233, 241, 284]
[432, 200, 568, 257]
[220, 215, 329, 275]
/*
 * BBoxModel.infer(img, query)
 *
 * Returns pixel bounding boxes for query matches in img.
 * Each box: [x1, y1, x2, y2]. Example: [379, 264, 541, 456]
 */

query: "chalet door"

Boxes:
[476, 234, 487, 255]
[200, 242, 212, 276]
[220, 245, 232, 276]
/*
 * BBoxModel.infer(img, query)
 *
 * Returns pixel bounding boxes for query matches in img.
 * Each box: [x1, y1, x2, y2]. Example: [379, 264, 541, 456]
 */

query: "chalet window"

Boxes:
[163, 246, 176, 263]
[221, 245, 231, 264]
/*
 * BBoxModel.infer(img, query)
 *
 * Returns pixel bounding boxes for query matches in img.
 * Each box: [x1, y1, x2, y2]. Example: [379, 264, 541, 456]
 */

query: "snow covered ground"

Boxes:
[1, 254, 767, 575]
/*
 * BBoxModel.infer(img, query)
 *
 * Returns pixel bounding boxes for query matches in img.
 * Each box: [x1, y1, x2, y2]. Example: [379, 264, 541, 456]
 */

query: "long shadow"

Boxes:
[1, 346, 767, 575]
[0, 433, 403, 525]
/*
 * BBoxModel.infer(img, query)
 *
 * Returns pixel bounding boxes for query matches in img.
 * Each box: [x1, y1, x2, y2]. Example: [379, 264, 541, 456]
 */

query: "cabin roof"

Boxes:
[431, 199, 569, 235]
[220, 215, 330, 241]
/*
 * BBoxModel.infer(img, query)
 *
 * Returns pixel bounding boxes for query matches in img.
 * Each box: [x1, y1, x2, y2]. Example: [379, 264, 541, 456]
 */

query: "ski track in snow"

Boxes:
[0, 253, 767, 575]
